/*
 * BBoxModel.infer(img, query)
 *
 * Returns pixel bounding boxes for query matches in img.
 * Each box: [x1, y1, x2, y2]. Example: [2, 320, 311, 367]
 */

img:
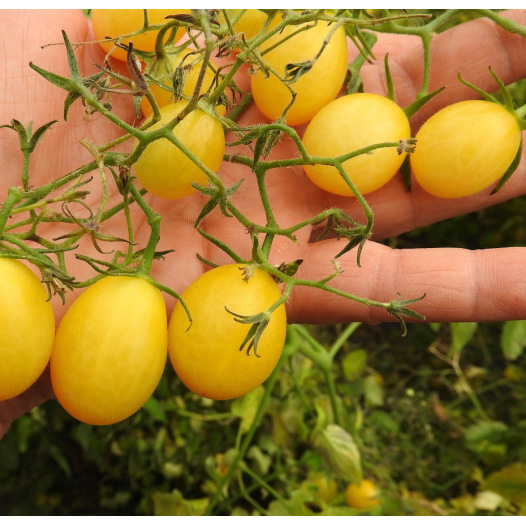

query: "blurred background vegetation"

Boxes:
[2, 9, 526, 516]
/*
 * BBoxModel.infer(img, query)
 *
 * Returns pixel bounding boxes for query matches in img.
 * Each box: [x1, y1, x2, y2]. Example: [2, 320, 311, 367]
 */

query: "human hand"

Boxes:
[1, 9, 526, 436]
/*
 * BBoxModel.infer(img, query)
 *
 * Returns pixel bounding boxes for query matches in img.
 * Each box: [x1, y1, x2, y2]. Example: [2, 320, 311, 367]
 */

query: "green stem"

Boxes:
[240, 464, 291, 509]
[129, 184, 162, 274]
[0, 187, 24, 233]
[204, 348, 288, 515]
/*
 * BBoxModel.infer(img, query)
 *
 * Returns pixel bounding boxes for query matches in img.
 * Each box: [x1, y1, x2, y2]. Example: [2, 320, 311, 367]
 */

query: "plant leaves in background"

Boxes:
[484, 463, 526, 508]
[500, 320, 526, 360]
[342, 349, 367, 380]
[449, 322, 478, 355]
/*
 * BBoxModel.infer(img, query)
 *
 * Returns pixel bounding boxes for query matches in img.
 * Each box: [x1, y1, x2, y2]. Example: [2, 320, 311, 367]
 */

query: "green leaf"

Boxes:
[143, 396, 167, 422]
[491, 139, 522, 195]
[465, 421, 508, 453]
[484, 463, 526, 507]
[313, 425, 362, 483]
[267, 487, 358, 516]
[369, 410, 400, 433]
[403, 86, 445, 118]
[472, 491, 504, 511]
[29, 120, 57, 152]
[342, 349, 367, 381]
[153, 489, 209, 516]
[501, 320, 526, 360]
[449, 322, 477, 355]
[231, 385, 265, 435]
[363, 374, 384, 407]
[247, 445, 271, 475]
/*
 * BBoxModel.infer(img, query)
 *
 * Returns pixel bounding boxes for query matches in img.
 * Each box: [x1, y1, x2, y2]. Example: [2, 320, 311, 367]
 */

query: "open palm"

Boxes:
[2, 9, 526, 436]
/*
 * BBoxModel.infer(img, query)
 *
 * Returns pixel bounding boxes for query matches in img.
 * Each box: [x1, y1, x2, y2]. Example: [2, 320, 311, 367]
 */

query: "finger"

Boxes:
[287, 238, 526, 324]
[0, 10, 137, 187]
[316, 140, 526, 242]
[361, 10, 526, 127]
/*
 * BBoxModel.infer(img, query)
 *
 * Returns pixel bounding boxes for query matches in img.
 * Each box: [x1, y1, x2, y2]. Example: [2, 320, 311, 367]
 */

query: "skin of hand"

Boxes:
[1, 9, 526, 437]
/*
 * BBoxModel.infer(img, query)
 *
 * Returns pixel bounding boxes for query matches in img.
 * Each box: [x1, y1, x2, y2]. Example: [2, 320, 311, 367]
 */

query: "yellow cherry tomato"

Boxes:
[0, 259, 55, 401]
[302, 93, 411, 196]
[133, 101, 225, 199]
[91, 9, 189, 62]
[141, 49, 224, 118]
[168, 264, 287, 400]
[411, 100, 522, 198]
[251, 21, 348, 125]
[306, 473, 339, 503]
[344, 479, 380, 510]
[50, 276, 167, 425]
[221, 9, 280, 42]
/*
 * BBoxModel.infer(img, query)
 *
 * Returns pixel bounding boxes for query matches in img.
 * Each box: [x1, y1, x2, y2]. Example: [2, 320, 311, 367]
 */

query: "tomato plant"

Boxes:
[91, 9, 189, 62]
[302, 93, 411, 196]
[133, 100, 225, 199]
[50, 276, 167, 425]
[411, 100, 522, 198]
[140, 49, 224, 118]
[344, 479, 380, 510]
[168, 264, 287, 400]
[251, 20, 348, 125]
[0, 258, 55, 401]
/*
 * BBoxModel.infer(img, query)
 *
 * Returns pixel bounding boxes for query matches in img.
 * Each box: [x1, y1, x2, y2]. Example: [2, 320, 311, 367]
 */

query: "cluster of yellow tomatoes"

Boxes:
[1, 10, 523, 431]
[96, 9, 522, 202]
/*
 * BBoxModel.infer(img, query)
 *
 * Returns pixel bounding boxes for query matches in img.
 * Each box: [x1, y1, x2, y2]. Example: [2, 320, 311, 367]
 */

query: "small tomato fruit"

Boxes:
[302, 93, 411, 196]
[411, 100, 522, 198]
[344, 479, 380, 510]
[0, 259, 55, 401]
[251, 21, 348, 125]
[306, 473, 339, 503]
[220, 9, 280, 43]
[133, 101, 225, 199]
[140, 49, 224, 118]
[168, 264, 287, 400]
[50, 276, 167, 425]
[91, 9, 189, 62]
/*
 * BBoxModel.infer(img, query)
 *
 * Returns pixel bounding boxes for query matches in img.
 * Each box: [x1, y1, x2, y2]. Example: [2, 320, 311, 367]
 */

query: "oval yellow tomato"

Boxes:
[221, 9, 280, 42]
[141, 49, 223, 118]
[0, 259, 55, 401]
[50, 276, 167, 425]
[251, 21, 348, 125]
[411, 100, 522, 198]
[91, 9, 189, 62]
[133, 101, 225, 199]
[344, 479, 380, 510]
[302, 93, 411, 196]
[168, 264, 287, 400]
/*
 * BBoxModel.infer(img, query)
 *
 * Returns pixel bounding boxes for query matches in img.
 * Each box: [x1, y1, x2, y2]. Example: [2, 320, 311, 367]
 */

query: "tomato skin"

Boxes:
[344, 479, 380, 510]
[91, 9, 189, 62]
[411, 100, 522, 198]
[168, 264, 287, 400]
[251, 21, 348, 126]
[0, 259, 55, 401]
[220, 9, 280, 42]
[133, 101, 225, 199]
[140, 50, 224, 118]
[302, 93, 411, 196]
[50, 276, 167, 425]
